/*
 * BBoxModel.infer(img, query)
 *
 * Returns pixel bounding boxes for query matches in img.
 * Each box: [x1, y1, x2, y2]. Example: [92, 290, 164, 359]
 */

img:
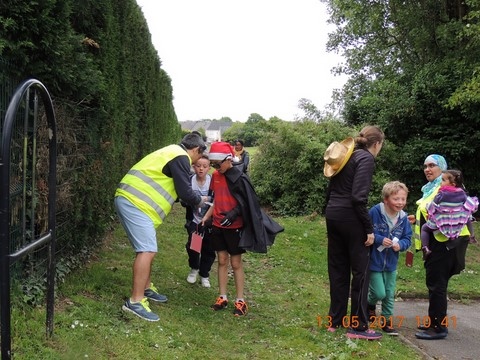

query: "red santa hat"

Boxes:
[209, 141, 234, 161]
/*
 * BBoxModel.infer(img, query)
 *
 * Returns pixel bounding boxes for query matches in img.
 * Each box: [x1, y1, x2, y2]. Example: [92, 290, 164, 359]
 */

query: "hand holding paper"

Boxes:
[377, 237, 399, 252]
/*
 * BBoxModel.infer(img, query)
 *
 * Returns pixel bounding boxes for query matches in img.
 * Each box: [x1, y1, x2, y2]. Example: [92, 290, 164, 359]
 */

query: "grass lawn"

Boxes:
[9, 207, 480, 359]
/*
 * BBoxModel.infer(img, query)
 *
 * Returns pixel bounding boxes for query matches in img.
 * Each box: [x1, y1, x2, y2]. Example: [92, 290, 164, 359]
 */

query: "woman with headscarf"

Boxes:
[412, 154, 471, 340]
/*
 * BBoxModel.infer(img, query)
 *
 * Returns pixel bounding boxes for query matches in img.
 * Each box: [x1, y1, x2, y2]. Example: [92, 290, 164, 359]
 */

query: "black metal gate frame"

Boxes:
[0, 79, 57, 360]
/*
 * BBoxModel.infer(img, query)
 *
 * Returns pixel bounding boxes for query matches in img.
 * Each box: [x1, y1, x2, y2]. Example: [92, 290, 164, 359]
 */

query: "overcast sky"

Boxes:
[135, 0, 346, 122]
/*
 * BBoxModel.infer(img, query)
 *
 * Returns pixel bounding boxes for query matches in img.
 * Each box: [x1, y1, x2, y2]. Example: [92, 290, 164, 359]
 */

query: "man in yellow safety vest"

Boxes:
[114, 133, 208, 321]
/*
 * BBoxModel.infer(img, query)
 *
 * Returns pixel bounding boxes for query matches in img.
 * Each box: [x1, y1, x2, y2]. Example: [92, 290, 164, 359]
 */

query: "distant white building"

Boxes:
[180, 120, 232, 143]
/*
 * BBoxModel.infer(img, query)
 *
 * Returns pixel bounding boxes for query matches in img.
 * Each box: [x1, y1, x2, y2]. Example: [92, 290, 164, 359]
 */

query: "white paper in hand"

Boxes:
[377, 237, 399, 252]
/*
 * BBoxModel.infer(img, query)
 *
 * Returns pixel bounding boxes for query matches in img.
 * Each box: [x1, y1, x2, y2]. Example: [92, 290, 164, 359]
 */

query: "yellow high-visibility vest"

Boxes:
[115, 145, 190, 227]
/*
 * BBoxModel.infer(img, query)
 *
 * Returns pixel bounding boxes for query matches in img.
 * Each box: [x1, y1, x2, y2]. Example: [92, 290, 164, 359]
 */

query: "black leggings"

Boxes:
[424, 234, 468, 331]
[327, 218, 370, 330]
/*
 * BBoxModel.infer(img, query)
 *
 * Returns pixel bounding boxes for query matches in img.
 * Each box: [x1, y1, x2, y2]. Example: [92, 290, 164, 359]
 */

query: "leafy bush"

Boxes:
[250, 120, 399, 216]
[252, 120, 351, 215]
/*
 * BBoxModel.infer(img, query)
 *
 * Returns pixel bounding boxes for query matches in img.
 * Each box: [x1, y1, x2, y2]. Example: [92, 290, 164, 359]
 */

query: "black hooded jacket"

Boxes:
[224, 165, 284, 253]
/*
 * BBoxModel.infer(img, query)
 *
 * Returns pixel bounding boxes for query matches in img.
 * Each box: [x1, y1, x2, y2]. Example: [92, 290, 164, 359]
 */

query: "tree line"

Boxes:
[1, 0, 479, 303]
[226, 1, 480, 215]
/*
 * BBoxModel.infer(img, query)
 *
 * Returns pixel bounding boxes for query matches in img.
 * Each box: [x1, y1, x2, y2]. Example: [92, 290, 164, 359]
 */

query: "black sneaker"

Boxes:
[380, 316, 399, 335]
[417, 325, 448, 334]
[381, 325, 399, 336]
[233, 300, 248, 316]
[415, 328, 448, 340]
[211, 297, 228, 311]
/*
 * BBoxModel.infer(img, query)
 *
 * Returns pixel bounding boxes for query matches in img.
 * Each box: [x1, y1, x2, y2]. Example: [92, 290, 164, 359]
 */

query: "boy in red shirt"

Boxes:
[202, 142, 283, 316]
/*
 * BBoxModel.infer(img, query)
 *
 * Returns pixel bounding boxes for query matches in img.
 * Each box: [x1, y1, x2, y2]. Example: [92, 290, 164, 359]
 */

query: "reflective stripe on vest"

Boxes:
[115, 144, 190, 227]
[117, 183, 168, 221]
[127, 169, 175, 205]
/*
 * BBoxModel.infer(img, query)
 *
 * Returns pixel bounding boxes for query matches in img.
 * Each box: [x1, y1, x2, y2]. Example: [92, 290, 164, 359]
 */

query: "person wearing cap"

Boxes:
[411, 155, 471, 340]
[233, 139, 250, 174]
[114, 133, 209, 322]
[202, 141, 283, 317]
[323, 125, 385, 340]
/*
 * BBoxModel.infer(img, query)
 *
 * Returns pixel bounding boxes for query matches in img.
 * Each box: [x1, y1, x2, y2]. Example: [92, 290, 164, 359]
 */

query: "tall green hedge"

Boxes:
[0, 0, 181, 277]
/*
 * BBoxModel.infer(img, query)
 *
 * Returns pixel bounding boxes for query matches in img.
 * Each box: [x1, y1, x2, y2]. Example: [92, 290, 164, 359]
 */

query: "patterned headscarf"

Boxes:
[421, 154, 448, 199]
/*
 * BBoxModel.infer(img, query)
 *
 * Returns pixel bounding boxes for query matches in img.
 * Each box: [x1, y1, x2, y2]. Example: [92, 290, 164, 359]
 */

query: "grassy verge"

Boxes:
[9, 207, 480, 359]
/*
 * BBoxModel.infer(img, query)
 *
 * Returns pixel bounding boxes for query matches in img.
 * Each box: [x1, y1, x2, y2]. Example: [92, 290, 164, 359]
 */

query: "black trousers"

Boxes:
[424, 234, 468, 331]
[327, 218, 370, 330]
[185, 222, 216, 278]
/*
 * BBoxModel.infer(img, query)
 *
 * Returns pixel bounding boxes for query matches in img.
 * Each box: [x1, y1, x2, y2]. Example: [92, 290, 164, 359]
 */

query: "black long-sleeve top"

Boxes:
[325, 148, 375, 234]
[163, 154, 202, 207]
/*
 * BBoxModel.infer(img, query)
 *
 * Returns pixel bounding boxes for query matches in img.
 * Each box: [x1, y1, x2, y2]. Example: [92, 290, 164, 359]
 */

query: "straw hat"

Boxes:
[323, 137, 355, 178]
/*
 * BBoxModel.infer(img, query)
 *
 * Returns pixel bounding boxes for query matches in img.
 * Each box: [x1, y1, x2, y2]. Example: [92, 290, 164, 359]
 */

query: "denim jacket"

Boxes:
[369, 203, 412, 272]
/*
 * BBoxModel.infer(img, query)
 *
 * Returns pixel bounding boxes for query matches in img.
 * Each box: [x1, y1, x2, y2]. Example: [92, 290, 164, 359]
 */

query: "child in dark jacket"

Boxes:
[368, 181, 412, 336]
[202, 142, 283, 317]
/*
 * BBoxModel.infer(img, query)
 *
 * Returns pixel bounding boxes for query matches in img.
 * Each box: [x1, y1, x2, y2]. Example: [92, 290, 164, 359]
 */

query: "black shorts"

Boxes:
[210, 226, 246, 255]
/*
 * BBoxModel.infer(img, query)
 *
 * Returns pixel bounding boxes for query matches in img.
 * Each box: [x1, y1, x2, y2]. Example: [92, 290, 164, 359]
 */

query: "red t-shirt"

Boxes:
[210, 170, 243, 229]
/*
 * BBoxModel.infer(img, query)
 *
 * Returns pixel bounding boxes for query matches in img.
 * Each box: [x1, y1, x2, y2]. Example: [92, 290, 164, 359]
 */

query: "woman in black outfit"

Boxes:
[412, 154, 471, 340]
[324, 125, 384, 340]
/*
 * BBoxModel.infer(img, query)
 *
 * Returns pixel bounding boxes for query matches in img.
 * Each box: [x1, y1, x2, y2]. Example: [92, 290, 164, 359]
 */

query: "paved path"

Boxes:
[393, 299, 480, 360]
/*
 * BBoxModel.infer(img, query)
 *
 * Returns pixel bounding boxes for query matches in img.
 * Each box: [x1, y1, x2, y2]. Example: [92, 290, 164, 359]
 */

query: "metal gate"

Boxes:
[0, 79, 57, 359]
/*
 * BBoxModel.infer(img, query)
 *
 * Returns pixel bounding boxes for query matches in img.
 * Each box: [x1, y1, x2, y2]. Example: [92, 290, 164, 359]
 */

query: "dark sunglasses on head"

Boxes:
[210, 162, 222, 169]
[210, 156, 229, 169]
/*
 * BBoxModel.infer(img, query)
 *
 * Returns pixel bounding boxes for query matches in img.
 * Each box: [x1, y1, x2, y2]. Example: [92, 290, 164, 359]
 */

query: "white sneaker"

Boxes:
[187, 269, 199, 284]
[200, 277, 211, 288]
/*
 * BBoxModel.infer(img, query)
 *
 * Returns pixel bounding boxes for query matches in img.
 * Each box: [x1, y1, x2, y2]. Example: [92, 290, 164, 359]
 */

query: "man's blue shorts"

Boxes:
[114, 196, 157, 252]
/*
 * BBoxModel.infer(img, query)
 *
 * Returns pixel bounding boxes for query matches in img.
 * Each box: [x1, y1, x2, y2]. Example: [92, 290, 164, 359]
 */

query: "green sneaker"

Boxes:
[144, 283, 168, 303]
[122, 298, 159, 322]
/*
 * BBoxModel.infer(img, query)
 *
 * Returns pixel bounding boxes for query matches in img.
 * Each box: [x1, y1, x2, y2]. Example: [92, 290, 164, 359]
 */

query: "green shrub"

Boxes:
[251, 120, 352, 215]
[251, 120, 397, 216]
